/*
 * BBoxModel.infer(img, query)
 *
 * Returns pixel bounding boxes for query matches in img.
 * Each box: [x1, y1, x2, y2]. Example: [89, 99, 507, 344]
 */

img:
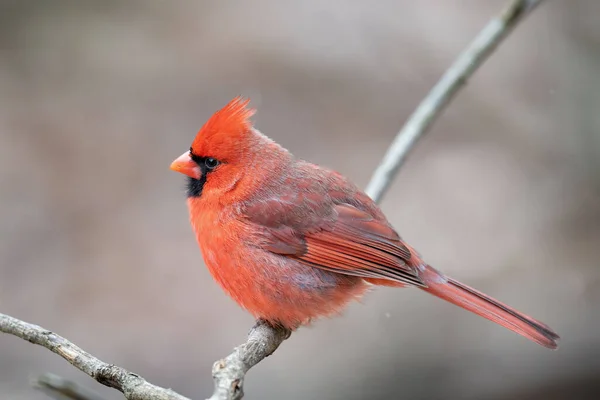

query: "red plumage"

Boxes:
[170, 97, 559, 349]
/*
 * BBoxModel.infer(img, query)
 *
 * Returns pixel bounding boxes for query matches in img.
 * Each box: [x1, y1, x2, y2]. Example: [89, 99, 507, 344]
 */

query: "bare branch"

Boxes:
[365, 0, 544, 202]
[0, 1, 546, 400]
[208, 320, 291, 400]
[0, 313, 190, 400]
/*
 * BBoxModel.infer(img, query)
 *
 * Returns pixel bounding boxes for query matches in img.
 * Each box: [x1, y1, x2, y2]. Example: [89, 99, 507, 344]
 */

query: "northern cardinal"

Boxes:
[170, 97, 559, 349]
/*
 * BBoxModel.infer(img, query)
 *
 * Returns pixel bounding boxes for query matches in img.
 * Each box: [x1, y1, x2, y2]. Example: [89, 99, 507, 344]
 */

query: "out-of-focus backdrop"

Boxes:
[1, 1, 598, 399]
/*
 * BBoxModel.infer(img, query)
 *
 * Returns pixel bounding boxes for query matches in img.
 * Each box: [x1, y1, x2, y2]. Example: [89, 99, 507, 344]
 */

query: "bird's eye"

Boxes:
[205, 158, 220, 170]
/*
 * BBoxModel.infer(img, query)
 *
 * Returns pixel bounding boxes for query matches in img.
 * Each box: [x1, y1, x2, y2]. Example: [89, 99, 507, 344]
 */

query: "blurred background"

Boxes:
[1, 1, 599, 399]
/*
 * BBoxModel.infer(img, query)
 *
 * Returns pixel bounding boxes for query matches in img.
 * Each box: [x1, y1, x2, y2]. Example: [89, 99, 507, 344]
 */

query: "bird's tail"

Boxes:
[419, 265, 560, 349]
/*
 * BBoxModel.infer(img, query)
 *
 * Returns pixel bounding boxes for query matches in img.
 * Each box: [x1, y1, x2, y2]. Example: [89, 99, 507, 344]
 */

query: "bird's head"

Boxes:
[170, 96, 289, 200]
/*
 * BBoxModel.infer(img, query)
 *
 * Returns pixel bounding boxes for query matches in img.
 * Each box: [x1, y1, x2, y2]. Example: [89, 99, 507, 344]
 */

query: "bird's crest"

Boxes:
[192, 96, 256, 153]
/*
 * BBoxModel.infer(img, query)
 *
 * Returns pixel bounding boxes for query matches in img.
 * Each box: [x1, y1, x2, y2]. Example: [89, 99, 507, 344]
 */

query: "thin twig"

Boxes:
[33, 373, 107, 400]
[0, 2, 545, 400]
[0, 313, 190, 400]
[365, 0, 543, 202]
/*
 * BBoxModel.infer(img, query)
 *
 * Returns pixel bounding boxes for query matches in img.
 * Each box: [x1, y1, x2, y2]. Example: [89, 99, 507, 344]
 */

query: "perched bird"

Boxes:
[170, 97, 559, 349]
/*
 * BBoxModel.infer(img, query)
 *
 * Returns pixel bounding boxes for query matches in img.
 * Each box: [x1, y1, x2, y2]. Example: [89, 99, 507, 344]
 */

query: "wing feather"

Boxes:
[255, 201, 425, 287]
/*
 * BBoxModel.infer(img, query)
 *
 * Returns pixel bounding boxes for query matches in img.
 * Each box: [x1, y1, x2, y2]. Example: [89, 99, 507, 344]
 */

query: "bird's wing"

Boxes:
[246, 200, 425, 287]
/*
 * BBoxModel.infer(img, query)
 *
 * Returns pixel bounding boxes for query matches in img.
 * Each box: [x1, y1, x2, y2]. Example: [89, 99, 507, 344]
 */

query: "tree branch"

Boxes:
[0, 313, 190, 400]
[208, 320, 291, 400]
[0, 1, 545, 399]
[365, 0, 543, 202]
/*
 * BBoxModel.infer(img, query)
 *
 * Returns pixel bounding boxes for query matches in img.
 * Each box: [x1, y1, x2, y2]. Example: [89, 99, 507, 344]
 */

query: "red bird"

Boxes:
[170, 97, 559, 349]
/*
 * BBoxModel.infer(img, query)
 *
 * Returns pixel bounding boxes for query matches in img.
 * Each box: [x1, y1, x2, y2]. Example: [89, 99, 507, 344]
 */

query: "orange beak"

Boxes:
[170, 151, 201, 179]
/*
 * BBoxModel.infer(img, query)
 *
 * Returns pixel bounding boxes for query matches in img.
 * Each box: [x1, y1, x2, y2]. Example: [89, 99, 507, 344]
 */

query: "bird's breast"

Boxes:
[187, 198, 369, 328]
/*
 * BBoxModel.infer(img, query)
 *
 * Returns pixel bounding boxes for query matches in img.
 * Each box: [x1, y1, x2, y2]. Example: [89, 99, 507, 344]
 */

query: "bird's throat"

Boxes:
[187, 175, 207, 197]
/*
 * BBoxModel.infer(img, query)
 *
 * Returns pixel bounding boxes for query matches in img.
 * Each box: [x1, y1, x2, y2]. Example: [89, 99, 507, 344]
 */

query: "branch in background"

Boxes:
[0, 1, 545, 399]
[33, 373, 107, 400]
[365, 0, 543, 202]
[0, 314, 190, 400]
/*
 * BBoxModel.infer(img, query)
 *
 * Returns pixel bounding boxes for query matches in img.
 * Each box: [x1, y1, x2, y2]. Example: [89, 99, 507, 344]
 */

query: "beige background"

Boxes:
[1, 1, 599, 399]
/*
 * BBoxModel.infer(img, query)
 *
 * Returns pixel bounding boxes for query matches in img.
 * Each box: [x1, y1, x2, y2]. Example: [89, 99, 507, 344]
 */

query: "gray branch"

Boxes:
[208, 320, 291, 400]
[0, 1, 545, 399]
[0, 313, 190, 400]
[365, 0, 543, 202]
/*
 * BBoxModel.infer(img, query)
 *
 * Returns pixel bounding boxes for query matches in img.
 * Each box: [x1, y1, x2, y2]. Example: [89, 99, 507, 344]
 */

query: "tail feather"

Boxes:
[420, 265, 560, 349]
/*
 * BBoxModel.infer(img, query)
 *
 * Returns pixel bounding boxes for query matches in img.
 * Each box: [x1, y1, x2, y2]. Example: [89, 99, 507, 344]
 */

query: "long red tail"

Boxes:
[419, 265, 560, 349]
